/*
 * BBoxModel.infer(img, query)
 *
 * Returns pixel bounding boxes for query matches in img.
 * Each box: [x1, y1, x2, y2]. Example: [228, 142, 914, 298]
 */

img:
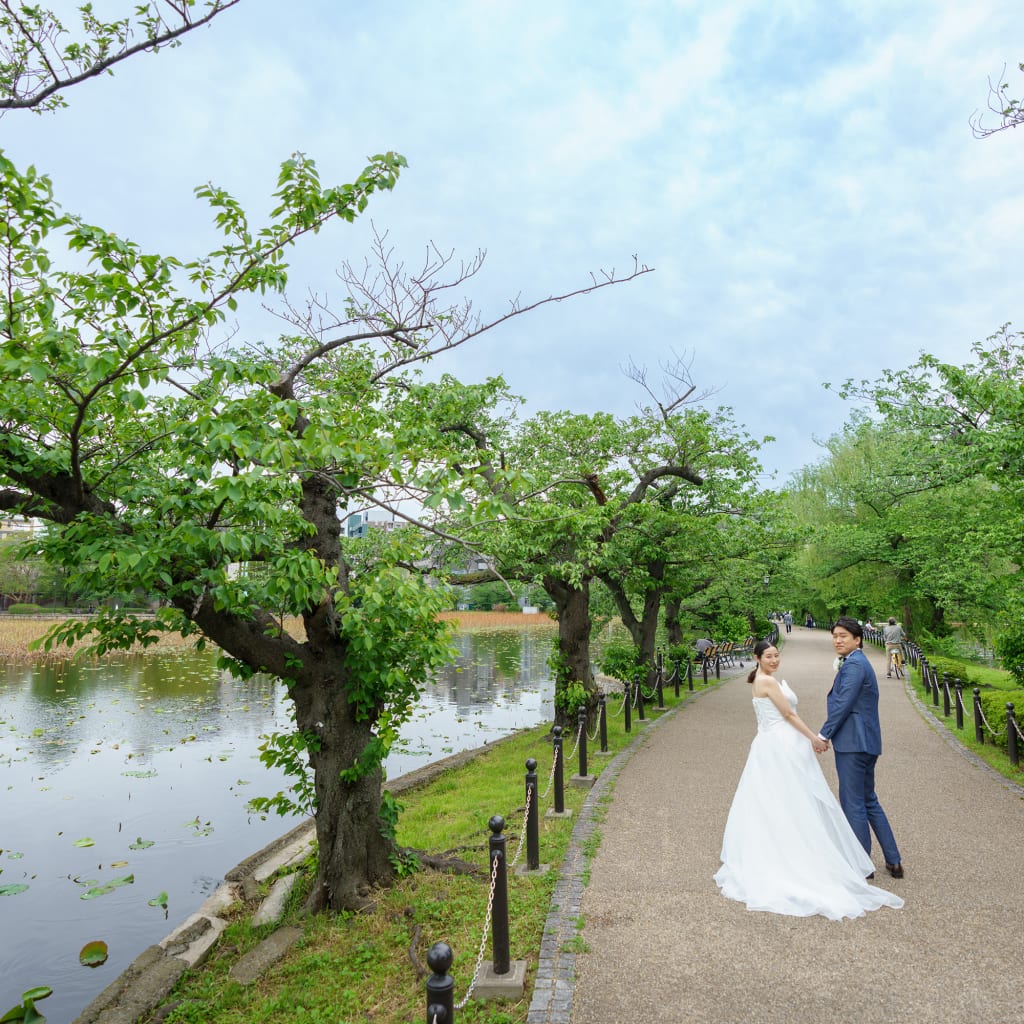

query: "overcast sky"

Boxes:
[5, 0, 1024, 482]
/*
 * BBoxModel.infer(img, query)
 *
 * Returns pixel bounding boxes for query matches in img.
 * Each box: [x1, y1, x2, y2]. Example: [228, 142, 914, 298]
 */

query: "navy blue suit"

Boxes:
[820, 647, 901, 866]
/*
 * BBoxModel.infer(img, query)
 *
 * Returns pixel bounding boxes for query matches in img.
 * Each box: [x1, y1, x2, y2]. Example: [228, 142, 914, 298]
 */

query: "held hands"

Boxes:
[811, 736, 830, 754]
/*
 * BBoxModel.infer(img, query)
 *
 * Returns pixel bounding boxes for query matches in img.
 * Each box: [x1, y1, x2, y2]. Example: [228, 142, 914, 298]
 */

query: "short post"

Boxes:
[636, 677, 646, 721]
[552, 726, 565, 813]
[577, 706, 588, 779]
[715, 654, 721, 679]
[920, 657, 930, 696]
[974, 687, 984, 744]
[942, 672, 951, 718]
[672, 657, 681, 698]
[655, 664, 665, 709]
[702, 658, 709, 685]
[931, 666, 939, 708]
[623, 682, 632, 733]
[598, 692, 608, 753]
[426, 942, 454, 1024]
[955, 679, 964, 730]
[488, 816, 510, 976]
[1007, 704, 1019, 768]
[525, 759, 540, 871]
[686, 656, 694, 691]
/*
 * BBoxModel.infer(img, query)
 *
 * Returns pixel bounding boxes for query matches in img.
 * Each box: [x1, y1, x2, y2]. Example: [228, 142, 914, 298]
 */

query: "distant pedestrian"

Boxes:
[783, 611, 793, 634]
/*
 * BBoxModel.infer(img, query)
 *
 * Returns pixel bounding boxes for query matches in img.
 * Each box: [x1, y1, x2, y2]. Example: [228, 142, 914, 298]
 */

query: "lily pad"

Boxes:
[80, 874, 134, 900]
[79, 940, 109, 967]
[147, 891, 168, 908]
[73, 838, 95, 848]
[0, 884, 29, 896]
[121, 769, 157, 778]
[128, 837, 154, 850]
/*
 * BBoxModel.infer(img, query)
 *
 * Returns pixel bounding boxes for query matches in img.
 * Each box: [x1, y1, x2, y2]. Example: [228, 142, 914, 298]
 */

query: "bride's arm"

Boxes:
[759, 677, 821, 744]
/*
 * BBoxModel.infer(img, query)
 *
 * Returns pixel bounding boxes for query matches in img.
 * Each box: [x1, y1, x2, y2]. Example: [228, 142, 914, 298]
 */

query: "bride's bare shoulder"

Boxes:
[751, 672, 781, 699]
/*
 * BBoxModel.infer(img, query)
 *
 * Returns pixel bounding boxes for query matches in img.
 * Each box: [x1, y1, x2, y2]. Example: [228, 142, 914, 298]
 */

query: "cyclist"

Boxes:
[882, 617, 906, 677]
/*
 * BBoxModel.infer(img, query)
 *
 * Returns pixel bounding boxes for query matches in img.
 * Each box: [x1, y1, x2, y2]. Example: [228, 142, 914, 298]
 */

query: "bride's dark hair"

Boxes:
[747, 639, 777, 684]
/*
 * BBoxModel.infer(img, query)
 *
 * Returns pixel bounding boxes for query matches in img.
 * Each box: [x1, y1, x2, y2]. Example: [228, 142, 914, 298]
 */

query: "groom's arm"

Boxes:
[819, 658, 868, 740]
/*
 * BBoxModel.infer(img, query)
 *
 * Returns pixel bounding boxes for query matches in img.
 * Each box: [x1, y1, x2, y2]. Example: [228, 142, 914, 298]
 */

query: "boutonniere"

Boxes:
[832, 656, 846, 672]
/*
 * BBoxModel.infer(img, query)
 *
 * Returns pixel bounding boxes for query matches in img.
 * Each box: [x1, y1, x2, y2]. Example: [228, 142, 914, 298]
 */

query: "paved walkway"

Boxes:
[549, 627, 1024, 1024]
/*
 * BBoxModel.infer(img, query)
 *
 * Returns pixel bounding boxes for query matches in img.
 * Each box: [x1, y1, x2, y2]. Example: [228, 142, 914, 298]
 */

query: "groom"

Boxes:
[818, 616, 904, 878]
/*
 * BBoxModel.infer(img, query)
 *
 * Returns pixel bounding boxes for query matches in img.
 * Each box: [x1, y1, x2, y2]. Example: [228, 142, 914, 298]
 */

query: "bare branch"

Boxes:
[623, 348, 719, 421]
[970, 63, 1024, 138]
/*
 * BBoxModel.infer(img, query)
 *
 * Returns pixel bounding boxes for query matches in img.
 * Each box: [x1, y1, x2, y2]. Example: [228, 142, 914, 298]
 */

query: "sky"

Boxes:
[4, 0, 1024, 483]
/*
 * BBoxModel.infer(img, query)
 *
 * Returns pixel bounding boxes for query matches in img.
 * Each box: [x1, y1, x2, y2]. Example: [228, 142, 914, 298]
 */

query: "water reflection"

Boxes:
[0, 624, 558, 1022]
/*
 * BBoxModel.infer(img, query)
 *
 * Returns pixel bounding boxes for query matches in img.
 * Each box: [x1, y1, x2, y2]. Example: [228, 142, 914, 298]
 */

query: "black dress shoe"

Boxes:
[885, 862, 904, 878]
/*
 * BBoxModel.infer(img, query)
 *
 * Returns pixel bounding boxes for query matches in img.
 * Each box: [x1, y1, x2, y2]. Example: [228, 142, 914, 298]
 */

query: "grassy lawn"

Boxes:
[152, 677, 712, 1023]
[908, 658, 1024, 784]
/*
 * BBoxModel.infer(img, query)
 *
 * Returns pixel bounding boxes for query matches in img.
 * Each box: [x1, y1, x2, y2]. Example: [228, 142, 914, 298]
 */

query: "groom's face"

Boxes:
[831, 627, 859, 657]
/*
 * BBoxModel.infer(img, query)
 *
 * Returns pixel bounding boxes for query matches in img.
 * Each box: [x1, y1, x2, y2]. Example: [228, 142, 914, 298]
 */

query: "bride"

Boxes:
[714, 639, 903, 920]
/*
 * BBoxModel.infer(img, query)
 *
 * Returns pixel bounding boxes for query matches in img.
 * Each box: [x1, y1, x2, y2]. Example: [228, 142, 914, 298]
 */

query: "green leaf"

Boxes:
[0, 884, 29, 896]
[73, 838, 95, 848]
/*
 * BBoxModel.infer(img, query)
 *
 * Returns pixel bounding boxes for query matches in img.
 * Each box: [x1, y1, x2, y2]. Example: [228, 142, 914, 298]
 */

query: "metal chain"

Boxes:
[539, 745, 558, 799]
[454, 852, 500, 1009]
[508, 784, 532, 869]
[605, 690, 627, 717]
[586, 713, 601, 742]
[565, 719, 585, 760]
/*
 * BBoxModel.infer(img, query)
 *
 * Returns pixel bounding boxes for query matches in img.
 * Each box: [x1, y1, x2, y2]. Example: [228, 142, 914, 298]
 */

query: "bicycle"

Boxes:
[886, 645, 904, 679]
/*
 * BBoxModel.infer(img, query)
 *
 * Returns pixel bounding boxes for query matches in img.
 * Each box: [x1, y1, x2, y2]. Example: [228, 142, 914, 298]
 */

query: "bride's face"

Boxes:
[758, 646, 780, 673]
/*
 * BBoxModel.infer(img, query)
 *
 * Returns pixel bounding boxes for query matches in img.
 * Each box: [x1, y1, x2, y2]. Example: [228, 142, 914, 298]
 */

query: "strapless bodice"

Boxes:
[752, 679, 796, 731]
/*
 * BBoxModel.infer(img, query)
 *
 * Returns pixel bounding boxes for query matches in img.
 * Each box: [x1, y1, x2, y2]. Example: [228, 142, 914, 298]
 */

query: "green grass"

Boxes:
[909, 661, 1024, 784]
[155, 679, 714, 1023]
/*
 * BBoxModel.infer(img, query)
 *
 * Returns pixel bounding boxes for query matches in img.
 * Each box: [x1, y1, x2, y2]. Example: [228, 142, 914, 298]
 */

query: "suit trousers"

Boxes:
[833, 750, 901, 866]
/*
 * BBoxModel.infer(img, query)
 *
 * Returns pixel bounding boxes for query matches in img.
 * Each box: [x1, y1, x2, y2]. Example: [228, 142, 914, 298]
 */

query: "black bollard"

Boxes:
[974, 687, 984, 744]
[488, 816, 511, 976]
[553, 726, 565, 813]
[525, 758, 540, 870]
[920, 657, 929, 696]
[702, 657, 709, 685]
[715, 654, 721, 679]
[1008, 704, 1019, 768]
[598, 693, 608, 753]
[686, 656, 693, 691]
[623, 682, 632, 733]
[636, 677, 646, 721]
[426, 941, 454, 1024]
[955, 679, 964, 730]
[655, 664, 665, 709]
[672, 657, 681, 698]
[942, 672, 951, 718]
[577, 706, 588, 778]
[931, 665, 939, 708]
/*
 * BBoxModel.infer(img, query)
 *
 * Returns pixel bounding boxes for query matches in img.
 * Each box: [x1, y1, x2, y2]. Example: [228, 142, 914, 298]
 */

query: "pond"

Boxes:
[0, 624, 560, 1023]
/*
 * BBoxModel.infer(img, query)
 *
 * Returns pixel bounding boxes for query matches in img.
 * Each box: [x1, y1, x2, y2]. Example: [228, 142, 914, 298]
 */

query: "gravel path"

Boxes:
[566, 627, 1024, 1024]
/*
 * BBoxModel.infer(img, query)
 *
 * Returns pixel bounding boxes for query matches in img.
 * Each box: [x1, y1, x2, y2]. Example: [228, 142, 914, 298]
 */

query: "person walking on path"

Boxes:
[782, 610, 793, 634]
[714, 640, 902, 919]
[818, 616, 903, 877]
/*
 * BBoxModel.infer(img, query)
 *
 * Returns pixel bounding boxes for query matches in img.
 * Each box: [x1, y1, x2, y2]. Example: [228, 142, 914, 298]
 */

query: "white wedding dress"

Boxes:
[714, 680, 904, 920]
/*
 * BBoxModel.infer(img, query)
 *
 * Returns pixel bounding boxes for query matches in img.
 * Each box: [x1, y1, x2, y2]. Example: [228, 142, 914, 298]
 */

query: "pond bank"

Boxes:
[71, 734, 526, 1024]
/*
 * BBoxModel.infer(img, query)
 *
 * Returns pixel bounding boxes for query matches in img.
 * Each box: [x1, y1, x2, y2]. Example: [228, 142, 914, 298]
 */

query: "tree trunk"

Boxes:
[664, 596, 684, 647]
[601, 564, 665, 689]
[542, 575, 596, 728]
[291, 665, 395, 912]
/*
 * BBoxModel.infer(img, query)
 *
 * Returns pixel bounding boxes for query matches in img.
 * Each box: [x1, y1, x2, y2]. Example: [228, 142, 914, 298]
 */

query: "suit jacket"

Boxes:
[820, 647, 882, 755]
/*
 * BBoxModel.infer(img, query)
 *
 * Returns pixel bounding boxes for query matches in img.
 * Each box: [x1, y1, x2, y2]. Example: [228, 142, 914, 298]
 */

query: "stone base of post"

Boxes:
[544, 808, 573, 820]
[514, 863, 550, 877]
[472, 959, 528, 1000]
[570, 773, 596, 788]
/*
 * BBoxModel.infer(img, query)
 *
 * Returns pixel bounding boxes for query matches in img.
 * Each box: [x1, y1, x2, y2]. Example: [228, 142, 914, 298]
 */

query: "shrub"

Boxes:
[976, 689, 1024, 754]
[598, 641, 646, 685]
[995, 623, 1024, 686]
[6, 603, 44, 615]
